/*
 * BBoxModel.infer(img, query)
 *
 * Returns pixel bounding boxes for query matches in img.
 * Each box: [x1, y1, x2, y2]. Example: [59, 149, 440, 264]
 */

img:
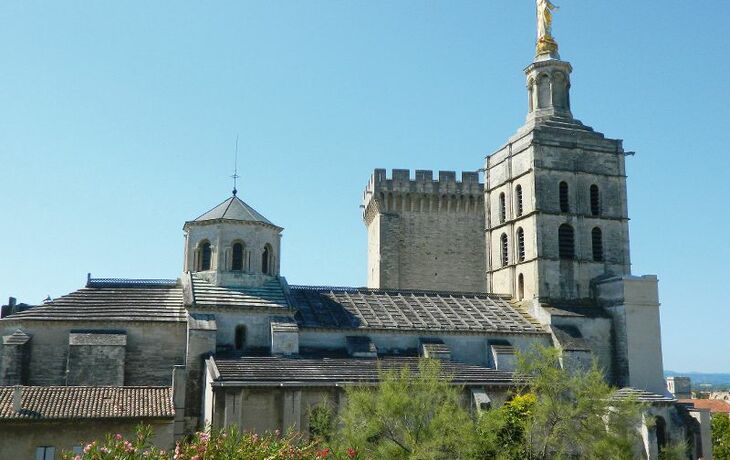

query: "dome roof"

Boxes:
[190, 195, 277, 227]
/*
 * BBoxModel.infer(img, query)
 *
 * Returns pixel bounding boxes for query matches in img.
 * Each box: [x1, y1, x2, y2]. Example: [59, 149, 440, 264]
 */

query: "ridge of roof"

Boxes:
[288, 284, 512, 299]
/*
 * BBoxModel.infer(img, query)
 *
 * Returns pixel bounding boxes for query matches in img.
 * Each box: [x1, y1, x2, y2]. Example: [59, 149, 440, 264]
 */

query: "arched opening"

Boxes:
[515, 185, 523, 217]
[262, 244, 274, 275]
[232, 242, 244, 271]
[199, 241, 212, 271]
[518, 274, 525, 300]
[590, 184, 601, 216]
[592, 227, 604, 262]
[537, 74, 551, 109]
[655, 416, 668, 453]
[500, 233, 509, 267]
[517, 227, 526, 262]
[558, 224, 575, 259]
[559, 181, 569, 212]
[234, 325, 246, 351]
[552, 72, 567, 110]
[499, 192, 507, 223]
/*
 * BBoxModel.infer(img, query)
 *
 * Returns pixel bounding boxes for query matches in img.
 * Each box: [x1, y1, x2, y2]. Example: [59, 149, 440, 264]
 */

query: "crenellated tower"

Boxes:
[362, 169, 485, 293]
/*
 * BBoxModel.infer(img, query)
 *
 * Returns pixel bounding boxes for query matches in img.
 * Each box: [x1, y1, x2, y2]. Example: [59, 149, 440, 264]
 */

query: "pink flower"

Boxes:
[83, 443, 93, 454]
[316, 448, 331, 459]
[191, 456, 200, 460]
[115, 433, 123, 441]
[74, 456, 81, 460]
[347, 447, 357, 458]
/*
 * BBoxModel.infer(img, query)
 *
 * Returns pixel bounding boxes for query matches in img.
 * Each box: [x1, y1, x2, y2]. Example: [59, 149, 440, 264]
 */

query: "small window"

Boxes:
[200, 241, 212, 271]
[35, 447, 55, 460]
[518, 273, 525, 300]
[262, 245, 273, 275]
[500, 233, 509, 267]
[499, 192, 506, 224]
[515, 185, 523, 217]
[558, 224, 575, 259]
[232, 242, 244, 271]
[590, 184, 600, 216]
[235, 325, 246, 351]
[517, 227, 526, 262]
[592, 227, 604, 262]
[559, 181, 569, 212]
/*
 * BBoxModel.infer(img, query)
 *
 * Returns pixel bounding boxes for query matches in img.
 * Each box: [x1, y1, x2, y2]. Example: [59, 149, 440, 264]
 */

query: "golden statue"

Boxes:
[536, 0, 559, 56]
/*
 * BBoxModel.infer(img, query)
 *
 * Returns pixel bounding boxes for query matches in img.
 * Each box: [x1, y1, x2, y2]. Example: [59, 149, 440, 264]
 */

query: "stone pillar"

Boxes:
[185, 313, 217, 431]
[172, 365, 187, 441]
[597, 275, 665, 394]
[688, 408, 713, 460]
[1, 330, 31, 385]
[282, 389, 302, 432]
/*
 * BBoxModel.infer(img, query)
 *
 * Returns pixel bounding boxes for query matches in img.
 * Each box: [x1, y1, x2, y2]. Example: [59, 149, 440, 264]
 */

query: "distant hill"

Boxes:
[665, 370, 730, 389]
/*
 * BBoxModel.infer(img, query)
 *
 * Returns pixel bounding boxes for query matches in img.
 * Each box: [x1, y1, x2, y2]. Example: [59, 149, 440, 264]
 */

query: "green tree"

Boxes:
[478, 346, 645, 460]
[713, 413, 730, 460]
[337, 358, 476, 460]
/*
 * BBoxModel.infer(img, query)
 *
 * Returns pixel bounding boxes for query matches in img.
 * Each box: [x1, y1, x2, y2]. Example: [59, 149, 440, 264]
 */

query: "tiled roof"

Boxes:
[211, 356, 516, 386]
[679, 399, 730, 414]
[2, 329, 31, 345]
[190, 195, 277, 227]
[290, 286, 545, 334]
[612, 388, 676, 403]
[2, 281, 187, 323]
[0, 386, 174, 421]
[189, 274, 289, 310]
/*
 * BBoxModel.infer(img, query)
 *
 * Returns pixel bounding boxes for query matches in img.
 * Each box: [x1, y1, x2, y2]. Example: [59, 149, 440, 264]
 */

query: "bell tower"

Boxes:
[484, 4, 631, 304]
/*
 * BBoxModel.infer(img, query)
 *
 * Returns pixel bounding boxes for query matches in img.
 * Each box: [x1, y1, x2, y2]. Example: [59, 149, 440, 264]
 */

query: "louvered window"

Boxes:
[592, 227, 604, 262]
[558, 224, 575, 259]
[517, 227, 526, 262]
[200, 242, 212, 271]
[515, 185, 523, 217]
[559, 181, 569, 212]
[590, 184, 600, 216]
[232, 242, 244, 271]
[262, 246, 270, 274]
[500, 233, 509, 267]
[499, 192, 506, 223]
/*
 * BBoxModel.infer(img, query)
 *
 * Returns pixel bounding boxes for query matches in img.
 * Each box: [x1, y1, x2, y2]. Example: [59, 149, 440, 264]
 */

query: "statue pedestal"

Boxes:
[536, 36, 559, 60]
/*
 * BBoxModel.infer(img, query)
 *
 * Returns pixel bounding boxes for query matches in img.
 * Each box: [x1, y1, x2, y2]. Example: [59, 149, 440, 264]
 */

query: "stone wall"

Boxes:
[363, 169, 486, 293]
[0, 419, 174, 459]
[0, 320, 186, 386]
[66, 332, 126, 386]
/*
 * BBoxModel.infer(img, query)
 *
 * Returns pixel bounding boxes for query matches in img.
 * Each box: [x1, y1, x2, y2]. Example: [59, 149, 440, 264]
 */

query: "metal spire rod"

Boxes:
[231, 135, 240, 196]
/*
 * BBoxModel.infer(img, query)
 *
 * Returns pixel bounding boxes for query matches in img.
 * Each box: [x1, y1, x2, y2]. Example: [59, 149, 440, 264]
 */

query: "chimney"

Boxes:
[12, 386, 22, 412]
[9, 297, 16, 309]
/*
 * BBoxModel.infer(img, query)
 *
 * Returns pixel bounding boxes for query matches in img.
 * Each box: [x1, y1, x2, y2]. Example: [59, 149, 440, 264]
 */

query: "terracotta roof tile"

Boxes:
[679, 399, 730, 414]
[0, 386, 174, 421]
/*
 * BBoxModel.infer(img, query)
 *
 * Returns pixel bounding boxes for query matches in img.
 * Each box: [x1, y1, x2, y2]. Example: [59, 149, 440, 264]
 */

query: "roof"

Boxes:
[1, 280, 187, 323]
[211, 356, 516, 386]
[613, 388, 676, 403]
[679, 399, 730, 414]
[189, 274, 290, 310]
[0, 386, 174, 421]
[290, 286, 546, 334]
[191, 195, 277, 227]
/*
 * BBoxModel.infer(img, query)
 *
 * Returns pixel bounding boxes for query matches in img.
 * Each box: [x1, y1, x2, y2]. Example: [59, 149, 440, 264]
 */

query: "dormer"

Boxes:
[183, 194, 283, 288]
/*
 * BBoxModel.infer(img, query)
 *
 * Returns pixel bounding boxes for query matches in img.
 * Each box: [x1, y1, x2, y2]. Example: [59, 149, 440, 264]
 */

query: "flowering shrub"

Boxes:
[63, 425, 362, 460]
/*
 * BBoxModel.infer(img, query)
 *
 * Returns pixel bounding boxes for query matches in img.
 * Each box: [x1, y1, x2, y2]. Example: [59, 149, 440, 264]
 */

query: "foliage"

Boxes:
[713, 413, 730, 460]
[337, 358, 476, 460]
[63, 424, 362, 460]
[308, 399, 336, 442]
[476, 346, 644, 460]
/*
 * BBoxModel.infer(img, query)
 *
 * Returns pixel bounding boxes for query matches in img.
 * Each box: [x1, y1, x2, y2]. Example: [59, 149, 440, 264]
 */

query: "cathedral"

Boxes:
[0, 5, 713, 460]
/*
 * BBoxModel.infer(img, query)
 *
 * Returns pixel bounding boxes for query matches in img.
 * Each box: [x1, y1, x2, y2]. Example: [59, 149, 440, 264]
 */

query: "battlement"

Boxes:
[364, 169, 483, 199]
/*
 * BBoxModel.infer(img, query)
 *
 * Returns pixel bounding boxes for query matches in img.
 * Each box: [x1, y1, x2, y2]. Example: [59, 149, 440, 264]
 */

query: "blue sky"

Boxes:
[0, 1, 728, 373]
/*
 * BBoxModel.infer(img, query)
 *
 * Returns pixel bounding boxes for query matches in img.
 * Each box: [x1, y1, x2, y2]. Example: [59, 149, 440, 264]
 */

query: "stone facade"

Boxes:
[363, 169, 486, 292]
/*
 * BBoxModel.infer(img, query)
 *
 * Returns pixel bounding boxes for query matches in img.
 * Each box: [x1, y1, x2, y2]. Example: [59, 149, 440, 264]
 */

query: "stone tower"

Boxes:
[362, 169, 485, 292]
[484, 51, 631, 303]
[183, 193, 283, 288]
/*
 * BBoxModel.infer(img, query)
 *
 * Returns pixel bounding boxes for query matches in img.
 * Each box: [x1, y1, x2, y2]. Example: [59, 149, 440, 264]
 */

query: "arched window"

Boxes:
[515, 185, 523, 217]
[592, 227, 604, 262]
[499, 192, 506, 223]
[500, 233, 509, 267]
[517, 227, 526, 262]
[200, 241, 212, 271]
[590, 184, 600, 216]
[518, 273, 525, 300]
[235, 325, 246, 351]
[232, 242, 244, 271]
[262, 244, 273, 275]
[558, 224, 575, 259]
[559, 182, 569, 212]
